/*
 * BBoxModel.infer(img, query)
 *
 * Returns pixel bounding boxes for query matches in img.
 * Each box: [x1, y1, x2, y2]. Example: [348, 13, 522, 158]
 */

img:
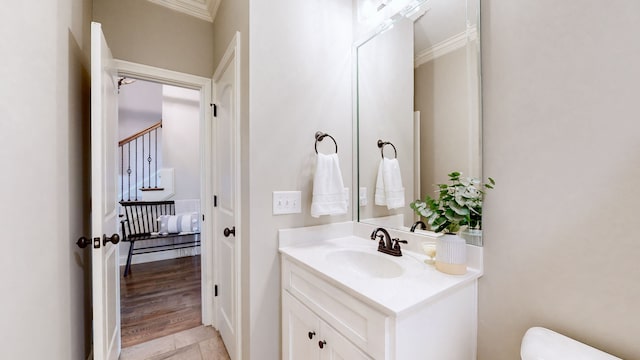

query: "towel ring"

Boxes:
[377, 139, 397, 159]
[315, 131, 338, 154]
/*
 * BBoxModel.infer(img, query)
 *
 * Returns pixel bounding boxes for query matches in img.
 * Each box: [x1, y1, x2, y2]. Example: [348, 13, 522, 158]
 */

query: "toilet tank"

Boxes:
[521, 327, 621, 360]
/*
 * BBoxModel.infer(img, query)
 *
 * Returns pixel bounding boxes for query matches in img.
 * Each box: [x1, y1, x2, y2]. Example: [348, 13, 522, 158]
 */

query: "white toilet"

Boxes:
[521, 327, 622, 360]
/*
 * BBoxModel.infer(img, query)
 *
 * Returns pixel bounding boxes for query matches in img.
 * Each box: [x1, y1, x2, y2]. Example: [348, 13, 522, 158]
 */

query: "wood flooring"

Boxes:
[120, 255, 202, 348]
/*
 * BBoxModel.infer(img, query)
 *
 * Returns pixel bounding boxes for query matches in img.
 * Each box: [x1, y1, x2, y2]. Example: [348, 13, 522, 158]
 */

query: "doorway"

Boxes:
[117, 77, 203, 347]
[106, 53, 241, 358]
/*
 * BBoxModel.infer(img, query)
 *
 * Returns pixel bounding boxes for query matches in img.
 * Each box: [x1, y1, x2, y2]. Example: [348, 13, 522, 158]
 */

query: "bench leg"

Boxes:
[124, 241, 135, 277]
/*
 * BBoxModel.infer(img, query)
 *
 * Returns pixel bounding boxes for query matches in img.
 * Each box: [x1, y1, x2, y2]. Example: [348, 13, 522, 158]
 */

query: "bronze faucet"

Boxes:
[410, 220, 427, 232]
[370, 227, 408, 257]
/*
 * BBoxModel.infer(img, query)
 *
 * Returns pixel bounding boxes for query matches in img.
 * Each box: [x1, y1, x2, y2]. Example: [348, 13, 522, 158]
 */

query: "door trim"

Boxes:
[212, 31, 242, 360]
[114, 59, 215, 326]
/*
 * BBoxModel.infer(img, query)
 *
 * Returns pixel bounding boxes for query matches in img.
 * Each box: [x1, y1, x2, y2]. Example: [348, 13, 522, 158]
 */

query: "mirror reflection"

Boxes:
[356, 0, 481, 233]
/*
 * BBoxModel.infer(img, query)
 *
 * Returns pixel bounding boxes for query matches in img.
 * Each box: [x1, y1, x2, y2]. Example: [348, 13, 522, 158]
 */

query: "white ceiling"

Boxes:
[147, 0, 221, 22]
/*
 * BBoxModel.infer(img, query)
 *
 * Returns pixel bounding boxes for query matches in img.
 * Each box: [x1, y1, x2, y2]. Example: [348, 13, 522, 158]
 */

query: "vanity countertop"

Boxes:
[279, 234, 482, 317]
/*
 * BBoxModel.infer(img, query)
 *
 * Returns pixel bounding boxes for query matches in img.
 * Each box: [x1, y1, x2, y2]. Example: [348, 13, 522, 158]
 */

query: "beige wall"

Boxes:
[0, 0, 92, 358]
[479, 1, 640, 359]
[93, 0, 214, 77]
[249, 0, 353, 357]
[415, 47, 472, 197]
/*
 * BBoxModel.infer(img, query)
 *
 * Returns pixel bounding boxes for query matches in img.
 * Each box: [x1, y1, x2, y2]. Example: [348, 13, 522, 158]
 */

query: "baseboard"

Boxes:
[119, 246, 201, 266]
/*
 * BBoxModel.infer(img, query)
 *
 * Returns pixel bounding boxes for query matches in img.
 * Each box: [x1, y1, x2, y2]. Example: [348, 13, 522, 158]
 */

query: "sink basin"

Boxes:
[326, 249, 404, 279]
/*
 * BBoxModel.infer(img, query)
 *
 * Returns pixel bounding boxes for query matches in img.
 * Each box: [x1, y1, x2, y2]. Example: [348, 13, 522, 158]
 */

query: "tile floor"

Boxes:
[120, 325, 230, 360]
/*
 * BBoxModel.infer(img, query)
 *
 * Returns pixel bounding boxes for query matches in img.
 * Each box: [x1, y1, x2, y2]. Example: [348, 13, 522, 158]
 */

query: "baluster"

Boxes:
[140, 135, 145, 189]
[155, 128, 158, 188]
[127, 142, 132, 201]
[147, 132, 152, 189]
[135, 138, 138, 200]
[120, 146, 124, 202]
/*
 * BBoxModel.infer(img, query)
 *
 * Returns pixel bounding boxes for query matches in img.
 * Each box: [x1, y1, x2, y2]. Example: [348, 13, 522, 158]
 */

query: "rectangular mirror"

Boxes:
[355, 0, 482, 234]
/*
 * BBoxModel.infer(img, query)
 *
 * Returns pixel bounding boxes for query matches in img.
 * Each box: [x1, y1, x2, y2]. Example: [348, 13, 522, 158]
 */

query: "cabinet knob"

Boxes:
[318, 340, 326, 349]
[308, 331, 316, 340]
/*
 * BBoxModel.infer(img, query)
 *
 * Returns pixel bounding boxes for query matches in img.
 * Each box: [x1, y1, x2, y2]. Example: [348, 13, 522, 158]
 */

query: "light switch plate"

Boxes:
[273, 191, 302, 215]
[359, 187, 368, 206]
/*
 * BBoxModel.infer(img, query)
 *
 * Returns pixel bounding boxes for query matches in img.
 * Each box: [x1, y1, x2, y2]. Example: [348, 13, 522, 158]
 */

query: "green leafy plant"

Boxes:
[410, 172, 495, 234]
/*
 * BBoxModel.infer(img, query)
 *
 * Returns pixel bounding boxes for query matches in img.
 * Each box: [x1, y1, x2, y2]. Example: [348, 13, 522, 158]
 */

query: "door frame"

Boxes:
[114, 59, 215, 326]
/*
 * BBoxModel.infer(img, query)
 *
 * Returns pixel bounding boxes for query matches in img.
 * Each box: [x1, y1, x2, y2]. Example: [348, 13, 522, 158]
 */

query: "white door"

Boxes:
[212, 33, 241, 360]
[90, 21, 121, 360]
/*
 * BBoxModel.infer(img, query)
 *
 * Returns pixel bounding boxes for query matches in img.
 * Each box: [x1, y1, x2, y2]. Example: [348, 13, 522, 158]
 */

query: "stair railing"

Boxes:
[118, 121, 163, 201]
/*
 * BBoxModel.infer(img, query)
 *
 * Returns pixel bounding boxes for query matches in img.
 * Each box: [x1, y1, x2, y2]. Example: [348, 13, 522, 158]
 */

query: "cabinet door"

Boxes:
[320, 323, 372, 360]
[283, 292, 321, 360]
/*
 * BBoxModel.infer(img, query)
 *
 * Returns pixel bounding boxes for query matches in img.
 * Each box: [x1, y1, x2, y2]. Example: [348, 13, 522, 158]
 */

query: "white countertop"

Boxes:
[279, 233, 482, 317]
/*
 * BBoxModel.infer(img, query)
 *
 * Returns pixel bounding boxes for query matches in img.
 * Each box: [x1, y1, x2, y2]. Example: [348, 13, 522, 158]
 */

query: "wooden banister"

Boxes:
[119, 121, 162, 147]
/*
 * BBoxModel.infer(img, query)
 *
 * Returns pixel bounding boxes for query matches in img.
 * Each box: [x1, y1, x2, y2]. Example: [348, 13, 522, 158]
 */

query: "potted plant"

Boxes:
[410, 172, 494, 274]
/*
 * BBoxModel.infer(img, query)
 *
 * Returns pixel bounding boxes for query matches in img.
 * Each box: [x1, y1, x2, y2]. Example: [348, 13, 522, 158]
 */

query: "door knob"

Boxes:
[76, 236, 91, 249]
[223, 226, 235, 237]
[318, 340, 327, 349]
[308, 331, 316, 340]
[103, 233, 120, 246]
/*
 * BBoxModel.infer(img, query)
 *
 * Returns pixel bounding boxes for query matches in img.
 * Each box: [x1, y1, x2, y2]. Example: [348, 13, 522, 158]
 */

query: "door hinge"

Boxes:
[214, 284, 218, 297]
[211, 103, 217, 117]
[214, 195, 218, 207]
[202, 214, 205, 222]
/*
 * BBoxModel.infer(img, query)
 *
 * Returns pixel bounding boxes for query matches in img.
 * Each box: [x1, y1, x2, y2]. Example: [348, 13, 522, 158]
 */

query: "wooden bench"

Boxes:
[120, 200, 200, 277]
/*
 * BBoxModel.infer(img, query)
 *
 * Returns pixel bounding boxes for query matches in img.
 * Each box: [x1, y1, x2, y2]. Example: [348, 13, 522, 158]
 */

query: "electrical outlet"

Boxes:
[273, 191, 302, 215]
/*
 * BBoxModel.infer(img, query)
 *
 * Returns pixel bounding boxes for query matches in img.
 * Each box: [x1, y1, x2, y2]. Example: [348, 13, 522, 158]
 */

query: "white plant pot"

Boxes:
[435, 233, 467, 275]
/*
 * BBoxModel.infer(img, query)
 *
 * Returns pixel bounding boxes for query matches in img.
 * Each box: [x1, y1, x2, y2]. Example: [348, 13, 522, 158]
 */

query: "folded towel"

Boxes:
[374, 158, 405, 210]
[311, 153, 348, 217]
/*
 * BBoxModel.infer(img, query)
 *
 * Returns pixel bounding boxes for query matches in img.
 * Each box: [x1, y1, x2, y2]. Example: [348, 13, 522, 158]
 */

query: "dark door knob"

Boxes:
[76, 236, 91, 249]
[318, 340, 326, 349]
[223, 226, 235, 237]
[103, 233, 120, 246]
[308, 331, 315, 340]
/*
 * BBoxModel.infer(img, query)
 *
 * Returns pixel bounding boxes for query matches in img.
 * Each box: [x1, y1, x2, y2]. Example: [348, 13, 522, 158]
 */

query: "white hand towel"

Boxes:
[311, 153, 348, 217]
[375, 160, 386, 206]
[374, 158, 405, 210]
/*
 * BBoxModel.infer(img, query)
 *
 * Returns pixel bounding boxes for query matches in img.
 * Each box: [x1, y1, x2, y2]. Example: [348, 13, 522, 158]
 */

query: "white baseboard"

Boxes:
[118, 243, 201, 266]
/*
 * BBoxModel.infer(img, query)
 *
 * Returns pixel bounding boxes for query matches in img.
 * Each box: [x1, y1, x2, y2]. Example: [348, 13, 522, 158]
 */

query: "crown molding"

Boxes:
[415, 27, 477, 67]
[147, 0, 221, 23]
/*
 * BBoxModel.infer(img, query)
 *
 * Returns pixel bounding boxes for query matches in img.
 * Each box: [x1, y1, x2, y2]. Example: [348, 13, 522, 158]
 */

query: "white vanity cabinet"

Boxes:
[281, 254, 478, 360]
[283, 292, 371, 360]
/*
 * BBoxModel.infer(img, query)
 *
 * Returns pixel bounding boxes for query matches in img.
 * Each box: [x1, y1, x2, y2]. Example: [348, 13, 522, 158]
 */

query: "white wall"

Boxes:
[249, 0, 353, 358]
[479, 1, 640, 359]
[161, 85, 201, 200]
[0, 0, 91, 358]
[118, 79, 163, 140]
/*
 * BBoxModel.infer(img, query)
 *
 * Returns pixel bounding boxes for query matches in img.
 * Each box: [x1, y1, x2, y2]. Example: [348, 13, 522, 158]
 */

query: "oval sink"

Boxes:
[326, 249, 404, 279]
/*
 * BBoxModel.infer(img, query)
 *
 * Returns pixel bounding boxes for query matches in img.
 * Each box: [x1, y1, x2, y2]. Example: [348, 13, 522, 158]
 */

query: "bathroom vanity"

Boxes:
[279, 223, 482, 360]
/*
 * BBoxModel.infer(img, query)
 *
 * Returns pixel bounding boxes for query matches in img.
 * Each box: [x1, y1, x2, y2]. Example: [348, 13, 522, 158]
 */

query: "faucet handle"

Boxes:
[392, 238, 408, 250]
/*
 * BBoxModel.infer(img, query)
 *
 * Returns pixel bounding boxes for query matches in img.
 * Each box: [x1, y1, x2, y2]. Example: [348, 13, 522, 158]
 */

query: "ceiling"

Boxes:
[147, 0, 221, 22]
